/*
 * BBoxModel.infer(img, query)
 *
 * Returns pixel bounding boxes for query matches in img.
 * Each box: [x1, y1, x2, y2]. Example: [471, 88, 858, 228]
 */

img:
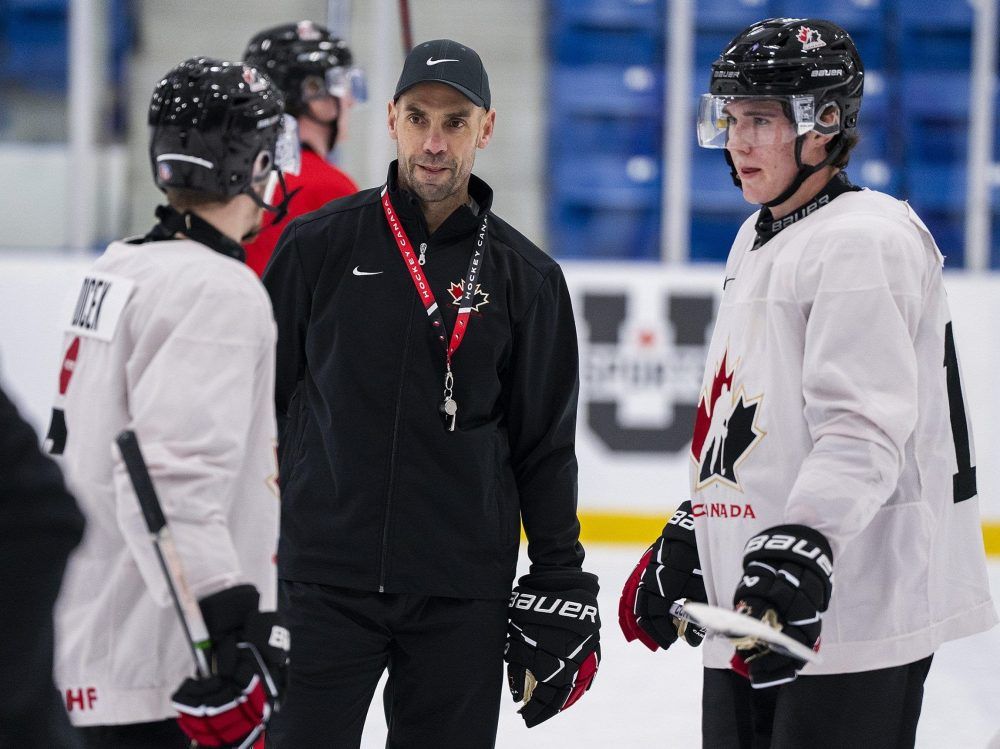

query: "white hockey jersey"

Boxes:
[50, 238, 280, 725]
[692, 188, 997, 674]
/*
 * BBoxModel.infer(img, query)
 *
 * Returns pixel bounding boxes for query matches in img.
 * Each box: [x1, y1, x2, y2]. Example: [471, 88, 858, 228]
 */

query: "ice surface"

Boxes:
[355, 546, 1000, 748]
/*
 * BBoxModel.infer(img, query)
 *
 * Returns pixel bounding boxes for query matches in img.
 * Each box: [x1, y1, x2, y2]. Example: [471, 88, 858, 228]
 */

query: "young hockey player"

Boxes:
[47, 57, 294, 748]
[242, 20, 365, 276]
[620, 18, 997, 747]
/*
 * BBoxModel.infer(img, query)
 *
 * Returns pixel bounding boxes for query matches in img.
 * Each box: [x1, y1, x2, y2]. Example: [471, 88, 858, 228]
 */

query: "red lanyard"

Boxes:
[380, 186, 489, 430]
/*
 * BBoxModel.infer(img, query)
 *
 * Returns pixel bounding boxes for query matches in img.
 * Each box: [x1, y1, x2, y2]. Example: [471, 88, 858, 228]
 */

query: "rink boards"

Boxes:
[0, 252, 996, 553]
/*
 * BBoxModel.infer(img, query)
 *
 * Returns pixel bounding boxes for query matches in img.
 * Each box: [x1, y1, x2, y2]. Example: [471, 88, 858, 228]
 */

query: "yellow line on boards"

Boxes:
[577, 512, 1000, 557]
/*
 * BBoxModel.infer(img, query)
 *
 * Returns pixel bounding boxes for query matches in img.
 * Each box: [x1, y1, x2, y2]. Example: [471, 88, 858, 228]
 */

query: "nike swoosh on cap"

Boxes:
[353, 267, 383, 276]
[426, 57, 460, 66]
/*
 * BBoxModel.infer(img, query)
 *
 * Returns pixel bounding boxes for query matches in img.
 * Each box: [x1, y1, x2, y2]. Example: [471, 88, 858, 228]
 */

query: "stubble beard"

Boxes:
[398, 154, 471, 206]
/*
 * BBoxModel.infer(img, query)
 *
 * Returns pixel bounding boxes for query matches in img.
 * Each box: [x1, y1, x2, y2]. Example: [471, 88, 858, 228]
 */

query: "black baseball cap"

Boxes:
[393, 39, 491, 110]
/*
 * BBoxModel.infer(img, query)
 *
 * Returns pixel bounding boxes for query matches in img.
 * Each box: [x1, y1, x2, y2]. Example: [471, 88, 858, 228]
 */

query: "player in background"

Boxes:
[263, 39, 600, 747]
[242, 20, 365, 277]
[620, 18, 997, 747]
[1, 382, 85, 748]
[45, 58, 294, 749]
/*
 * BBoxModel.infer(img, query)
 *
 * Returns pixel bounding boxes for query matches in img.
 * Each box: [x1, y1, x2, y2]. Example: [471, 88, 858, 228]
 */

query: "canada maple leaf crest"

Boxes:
[448, 279, 490, 312]
[690, 350, 765, 491]
[796, 26, 826, 51]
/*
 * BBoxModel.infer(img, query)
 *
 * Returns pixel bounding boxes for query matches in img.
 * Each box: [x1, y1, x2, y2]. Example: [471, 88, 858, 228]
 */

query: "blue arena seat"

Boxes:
[900, 71, 973, 172]
[552, 153, 662, 210]
[774, 1, 886, 69]
[901, 71, 971, 119]
[914, 210, 965, 267]
[549, 204, 661, 259]
[549, 64, 663, 117]
[549, 0, 663, 30]
[689, 210, 753, 262]
[904, 162, 970, 213]
[696, 0, 775, 30]
[549, 25, 662, 66]
[896, 0, 972, 71]
[2, 0, 68, 89]
[690, 148, 752, 212]
[548, 114, 662, 159]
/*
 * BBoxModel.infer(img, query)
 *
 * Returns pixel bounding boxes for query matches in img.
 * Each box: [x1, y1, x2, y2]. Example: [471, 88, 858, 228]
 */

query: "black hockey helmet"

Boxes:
[697, 18, 865, 206]
[148, 57, 299, 202]
[243, 21, 367, 118]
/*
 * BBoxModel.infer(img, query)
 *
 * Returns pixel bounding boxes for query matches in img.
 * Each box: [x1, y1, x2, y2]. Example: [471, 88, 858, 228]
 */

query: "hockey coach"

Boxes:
[264, 39, 601, 747]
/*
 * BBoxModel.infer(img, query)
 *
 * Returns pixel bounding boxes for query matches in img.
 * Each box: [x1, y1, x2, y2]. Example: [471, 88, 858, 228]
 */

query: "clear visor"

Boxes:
[251, 114, 301, 202]
[273, 113, 302, 175]
[696, 94, 819, 149]
[324, 66, 368, 103]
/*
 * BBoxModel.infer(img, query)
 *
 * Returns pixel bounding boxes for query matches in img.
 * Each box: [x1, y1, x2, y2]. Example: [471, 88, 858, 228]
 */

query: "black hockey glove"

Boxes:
[171, 585, 290, 748]
[505, 570, 601, 728]
[620, 501, 707, 651]
[731, 525, 833, 689]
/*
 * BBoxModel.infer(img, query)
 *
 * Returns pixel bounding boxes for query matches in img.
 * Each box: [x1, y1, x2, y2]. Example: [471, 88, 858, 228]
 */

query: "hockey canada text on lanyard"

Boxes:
[380, 186, 489, 432]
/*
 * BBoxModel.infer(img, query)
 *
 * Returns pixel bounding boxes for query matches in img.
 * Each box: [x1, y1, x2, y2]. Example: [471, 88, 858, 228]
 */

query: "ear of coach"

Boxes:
[620, 500, 707, 651]
[505, 570, 601, 727]
[732, 524, 833, 689]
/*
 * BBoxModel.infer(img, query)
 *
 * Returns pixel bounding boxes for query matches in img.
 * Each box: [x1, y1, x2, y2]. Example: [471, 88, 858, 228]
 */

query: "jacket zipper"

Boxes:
[378, 291, 418, 592]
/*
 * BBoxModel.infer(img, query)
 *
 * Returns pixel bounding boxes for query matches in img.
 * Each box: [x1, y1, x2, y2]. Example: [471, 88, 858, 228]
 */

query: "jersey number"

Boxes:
[944, 322, 976, 503]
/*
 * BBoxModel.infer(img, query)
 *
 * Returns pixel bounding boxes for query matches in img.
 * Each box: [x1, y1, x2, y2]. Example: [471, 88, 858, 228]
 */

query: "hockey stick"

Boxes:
[674, 602, 822, 664]
[115, 430, 211, 678]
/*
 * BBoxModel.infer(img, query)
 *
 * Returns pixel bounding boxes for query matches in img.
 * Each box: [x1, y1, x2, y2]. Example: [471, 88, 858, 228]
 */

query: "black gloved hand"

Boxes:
[732, 525, 833, 688]
[171, 585, 290, 748]
[620, 501, 707, 651]
[505, 570, 601, 728]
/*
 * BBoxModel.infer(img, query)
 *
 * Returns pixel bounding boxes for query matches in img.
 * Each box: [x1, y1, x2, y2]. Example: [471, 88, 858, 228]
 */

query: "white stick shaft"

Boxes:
[677, 602, 821, 664]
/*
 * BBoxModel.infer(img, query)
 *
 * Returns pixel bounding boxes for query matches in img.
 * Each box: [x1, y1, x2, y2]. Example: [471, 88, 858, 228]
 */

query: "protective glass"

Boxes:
[325, 66, 368, 103]
[697, 94, 818, 149]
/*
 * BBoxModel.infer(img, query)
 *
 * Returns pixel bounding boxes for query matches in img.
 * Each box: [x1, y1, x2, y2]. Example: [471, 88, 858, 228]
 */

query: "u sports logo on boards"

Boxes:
[580, 290, 715, 454]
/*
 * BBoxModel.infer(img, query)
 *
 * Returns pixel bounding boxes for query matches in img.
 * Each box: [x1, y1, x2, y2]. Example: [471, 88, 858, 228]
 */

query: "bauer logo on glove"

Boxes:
[504, 571, 601, 728]
[731, 524, 833, 689]
[619, 501, 707, 651]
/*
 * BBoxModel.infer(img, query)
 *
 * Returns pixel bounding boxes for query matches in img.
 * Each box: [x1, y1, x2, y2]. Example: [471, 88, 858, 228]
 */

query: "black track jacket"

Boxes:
[264, 163, 585, 599]
[1, 382, 84, 746]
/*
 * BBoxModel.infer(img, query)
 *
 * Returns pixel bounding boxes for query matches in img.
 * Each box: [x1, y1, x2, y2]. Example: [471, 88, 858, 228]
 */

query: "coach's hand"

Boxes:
[732, 525, 833, 688]
[619, 501, 707, 651]
[505, 570, 600, 728]
[171, 585, 290, 748]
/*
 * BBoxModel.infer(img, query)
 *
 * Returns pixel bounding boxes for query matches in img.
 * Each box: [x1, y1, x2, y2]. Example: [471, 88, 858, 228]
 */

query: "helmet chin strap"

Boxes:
[762, 135, 846, 208]
[726, 134, 847, 208]
[145, 205, 245, 262]
[246, 170, 301, 226]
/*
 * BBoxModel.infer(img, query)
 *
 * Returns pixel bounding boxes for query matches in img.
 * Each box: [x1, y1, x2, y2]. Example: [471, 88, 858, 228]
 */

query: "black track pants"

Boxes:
[268, 581, 509, 749]
[77, 719, 188, 749]
[702, 656, 933, 749]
